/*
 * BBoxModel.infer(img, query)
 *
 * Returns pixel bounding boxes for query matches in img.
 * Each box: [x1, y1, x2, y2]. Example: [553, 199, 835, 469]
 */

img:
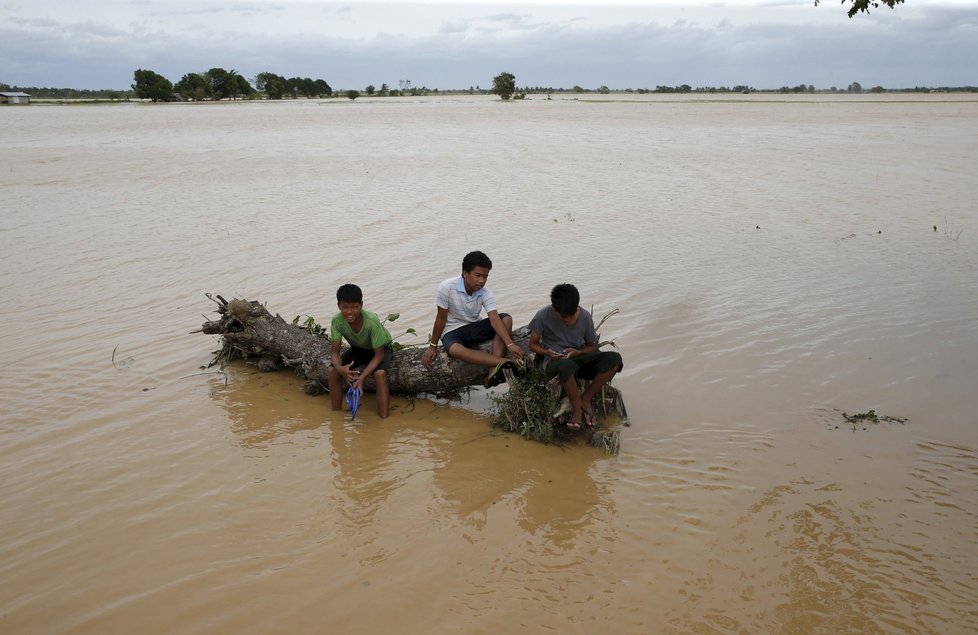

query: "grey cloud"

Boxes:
[482, 12, 533, 25]
[9, 16, 60, 28]
[3, 3, 976, 91]
[439, 21, 469, 34]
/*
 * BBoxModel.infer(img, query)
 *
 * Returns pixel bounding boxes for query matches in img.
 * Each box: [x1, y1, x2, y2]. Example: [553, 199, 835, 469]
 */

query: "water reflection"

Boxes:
[325, 417, 404, 531]
[211, 363, 614, 553]
[422, 417, 615, 551]
[209, 363, 323, 450]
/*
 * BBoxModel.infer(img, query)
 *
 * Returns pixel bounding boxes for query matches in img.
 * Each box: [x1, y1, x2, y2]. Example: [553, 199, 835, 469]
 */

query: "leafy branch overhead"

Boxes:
[815, 0, 905, 18]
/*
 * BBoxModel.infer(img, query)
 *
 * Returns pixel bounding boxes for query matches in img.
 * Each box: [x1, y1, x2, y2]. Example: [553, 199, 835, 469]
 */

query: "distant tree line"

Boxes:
[130, 69, 333, 102]
[505, 84, 978, 95]
[7, 78, 976, 103]
[0, 83, 130, 99]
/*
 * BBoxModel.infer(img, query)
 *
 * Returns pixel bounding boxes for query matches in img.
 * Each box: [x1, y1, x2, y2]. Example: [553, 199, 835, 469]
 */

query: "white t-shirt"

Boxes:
[436, 276, 498, 334]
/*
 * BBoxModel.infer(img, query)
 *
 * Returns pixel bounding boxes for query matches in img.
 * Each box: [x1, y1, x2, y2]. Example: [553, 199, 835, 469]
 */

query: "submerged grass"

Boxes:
[489, 367, 564, 445]
[208, 337, 243, 369]
[489, 364, 628, 455]
[842, 409, 908, 431]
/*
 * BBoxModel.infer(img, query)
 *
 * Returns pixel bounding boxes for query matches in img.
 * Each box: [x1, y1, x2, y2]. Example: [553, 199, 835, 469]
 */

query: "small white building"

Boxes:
[0, 92, 31, 105]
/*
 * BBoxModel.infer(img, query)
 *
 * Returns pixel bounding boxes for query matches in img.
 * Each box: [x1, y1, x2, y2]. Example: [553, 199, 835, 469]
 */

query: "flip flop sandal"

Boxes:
[566, 419, 582, 430]
[484, 361, 515, 388]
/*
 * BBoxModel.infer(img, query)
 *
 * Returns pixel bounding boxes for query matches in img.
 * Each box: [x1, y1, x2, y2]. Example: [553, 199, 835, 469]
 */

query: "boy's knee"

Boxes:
[602, 351, 623, 372]
[502, 314, 513, 327]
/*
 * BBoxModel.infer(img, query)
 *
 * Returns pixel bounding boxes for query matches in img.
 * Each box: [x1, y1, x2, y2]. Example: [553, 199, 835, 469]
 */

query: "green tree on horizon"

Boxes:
[492, 72, 516, 100]
[205, 68, 253, 100]
[131, 69, 173, 102]
[175, 72, 209, 101]
[255, 72, 286, 99]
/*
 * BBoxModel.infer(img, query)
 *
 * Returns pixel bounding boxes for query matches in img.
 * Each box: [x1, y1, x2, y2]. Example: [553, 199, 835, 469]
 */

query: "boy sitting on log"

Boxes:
[327, 284, 393, 418]
[528, 283, 623, 429]
[421, 250, 525, 387]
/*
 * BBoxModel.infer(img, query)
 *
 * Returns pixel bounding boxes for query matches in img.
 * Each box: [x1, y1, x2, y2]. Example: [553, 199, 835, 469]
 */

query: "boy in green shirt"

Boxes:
[327, 284, 393, 418]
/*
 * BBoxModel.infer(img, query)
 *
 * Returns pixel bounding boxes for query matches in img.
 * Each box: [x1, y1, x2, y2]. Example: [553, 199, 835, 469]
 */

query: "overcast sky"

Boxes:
[2, 0, 976, 90]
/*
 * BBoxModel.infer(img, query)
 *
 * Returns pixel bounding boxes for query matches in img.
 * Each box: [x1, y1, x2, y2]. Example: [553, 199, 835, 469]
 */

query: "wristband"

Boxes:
[506, 342, 518, 349]
[428, 341, 438, 348]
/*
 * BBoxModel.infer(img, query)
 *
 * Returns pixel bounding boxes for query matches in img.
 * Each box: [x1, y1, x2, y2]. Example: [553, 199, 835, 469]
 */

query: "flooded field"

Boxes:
[2, 93, 977, 633]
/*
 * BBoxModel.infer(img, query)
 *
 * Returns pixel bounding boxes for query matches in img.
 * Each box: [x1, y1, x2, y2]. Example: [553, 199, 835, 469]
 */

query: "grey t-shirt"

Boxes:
[528, 305, 597, 355]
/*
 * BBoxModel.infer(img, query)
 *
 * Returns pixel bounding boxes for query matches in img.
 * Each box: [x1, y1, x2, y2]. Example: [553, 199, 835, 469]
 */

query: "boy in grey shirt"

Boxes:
[528, 283, 623, 429]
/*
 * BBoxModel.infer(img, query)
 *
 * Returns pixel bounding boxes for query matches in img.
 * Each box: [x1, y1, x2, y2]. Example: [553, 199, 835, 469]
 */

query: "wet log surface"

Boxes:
[197, 294, 530, 395]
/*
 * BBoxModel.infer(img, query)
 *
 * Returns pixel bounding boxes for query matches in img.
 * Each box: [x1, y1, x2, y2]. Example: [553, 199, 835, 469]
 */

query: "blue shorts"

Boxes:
[441, 313, 510, 352]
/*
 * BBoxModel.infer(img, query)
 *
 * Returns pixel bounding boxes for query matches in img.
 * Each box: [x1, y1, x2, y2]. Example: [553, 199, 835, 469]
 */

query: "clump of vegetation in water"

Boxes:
[489, 365, 626, 455]
[842, 409, 908, 430]
[209, 337, 242, 369]
[489, 366, 565, 445]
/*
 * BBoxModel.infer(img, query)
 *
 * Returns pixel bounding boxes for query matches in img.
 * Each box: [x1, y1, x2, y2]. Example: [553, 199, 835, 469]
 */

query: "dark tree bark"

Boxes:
[197, 294, 629, 453]
[197, 295, 531, 395]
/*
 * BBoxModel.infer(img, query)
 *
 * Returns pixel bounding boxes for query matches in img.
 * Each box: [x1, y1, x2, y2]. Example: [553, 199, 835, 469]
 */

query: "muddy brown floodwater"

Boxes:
[2, 94, 976, 633]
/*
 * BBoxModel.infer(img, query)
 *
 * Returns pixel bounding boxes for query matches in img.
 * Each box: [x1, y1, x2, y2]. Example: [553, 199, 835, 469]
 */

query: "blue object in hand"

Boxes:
[345, 386, 360, 420]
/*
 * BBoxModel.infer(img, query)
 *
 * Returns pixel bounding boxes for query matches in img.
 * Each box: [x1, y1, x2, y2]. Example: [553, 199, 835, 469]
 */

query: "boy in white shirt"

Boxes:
[421, 250, 524, 387]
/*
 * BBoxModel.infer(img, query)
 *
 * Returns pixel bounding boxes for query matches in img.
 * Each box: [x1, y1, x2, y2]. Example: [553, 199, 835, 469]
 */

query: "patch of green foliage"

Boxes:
[292, 314, 326, 336]
[489, 368, 625, 455]
[489, 367, 565, 445]
[491, 72, 516, 100]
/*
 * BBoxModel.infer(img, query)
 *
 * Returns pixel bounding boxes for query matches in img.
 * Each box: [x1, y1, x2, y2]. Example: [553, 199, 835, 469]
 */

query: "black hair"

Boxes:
[336, 283, 363, 303]
[462, 250, 492, 273]
[550, 283, 580, 317]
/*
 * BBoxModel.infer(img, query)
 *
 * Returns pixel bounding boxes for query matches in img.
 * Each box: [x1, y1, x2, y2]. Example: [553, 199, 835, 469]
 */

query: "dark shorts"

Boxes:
[544, 350, 623, 383]
[341, 345, 393, 372]
[440, 313, 510, 352]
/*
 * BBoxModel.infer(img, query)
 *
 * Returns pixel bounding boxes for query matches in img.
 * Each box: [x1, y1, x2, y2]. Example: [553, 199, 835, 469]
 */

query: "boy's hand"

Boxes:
[422, 346, 437, 368]
[509, 346, 525, 362]
[563, 347, 581, 358]
[341, 362, 359, 383]
[549, 349, 568, 359]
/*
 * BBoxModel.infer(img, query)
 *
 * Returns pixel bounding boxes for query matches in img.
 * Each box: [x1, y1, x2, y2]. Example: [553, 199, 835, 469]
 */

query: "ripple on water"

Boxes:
[660, 438, 978, 633]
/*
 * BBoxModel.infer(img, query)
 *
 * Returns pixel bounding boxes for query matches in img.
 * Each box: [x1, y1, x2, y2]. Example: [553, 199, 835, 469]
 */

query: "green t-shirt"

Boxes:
[330, 309, 393, 350]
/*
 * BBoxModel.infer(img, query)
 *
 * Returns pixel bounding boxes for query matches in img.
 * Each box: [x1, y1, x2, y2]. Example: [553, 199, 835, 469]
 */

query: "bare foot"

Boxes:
[582, 407, 596, 428]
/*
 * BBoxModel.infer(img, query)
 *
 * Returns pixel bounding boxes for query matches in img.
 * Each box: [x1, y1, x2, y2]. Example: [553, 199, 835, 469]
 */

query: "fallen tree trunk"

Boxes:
[196, 294, 530, 395]
[196, 294, 629, 453]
